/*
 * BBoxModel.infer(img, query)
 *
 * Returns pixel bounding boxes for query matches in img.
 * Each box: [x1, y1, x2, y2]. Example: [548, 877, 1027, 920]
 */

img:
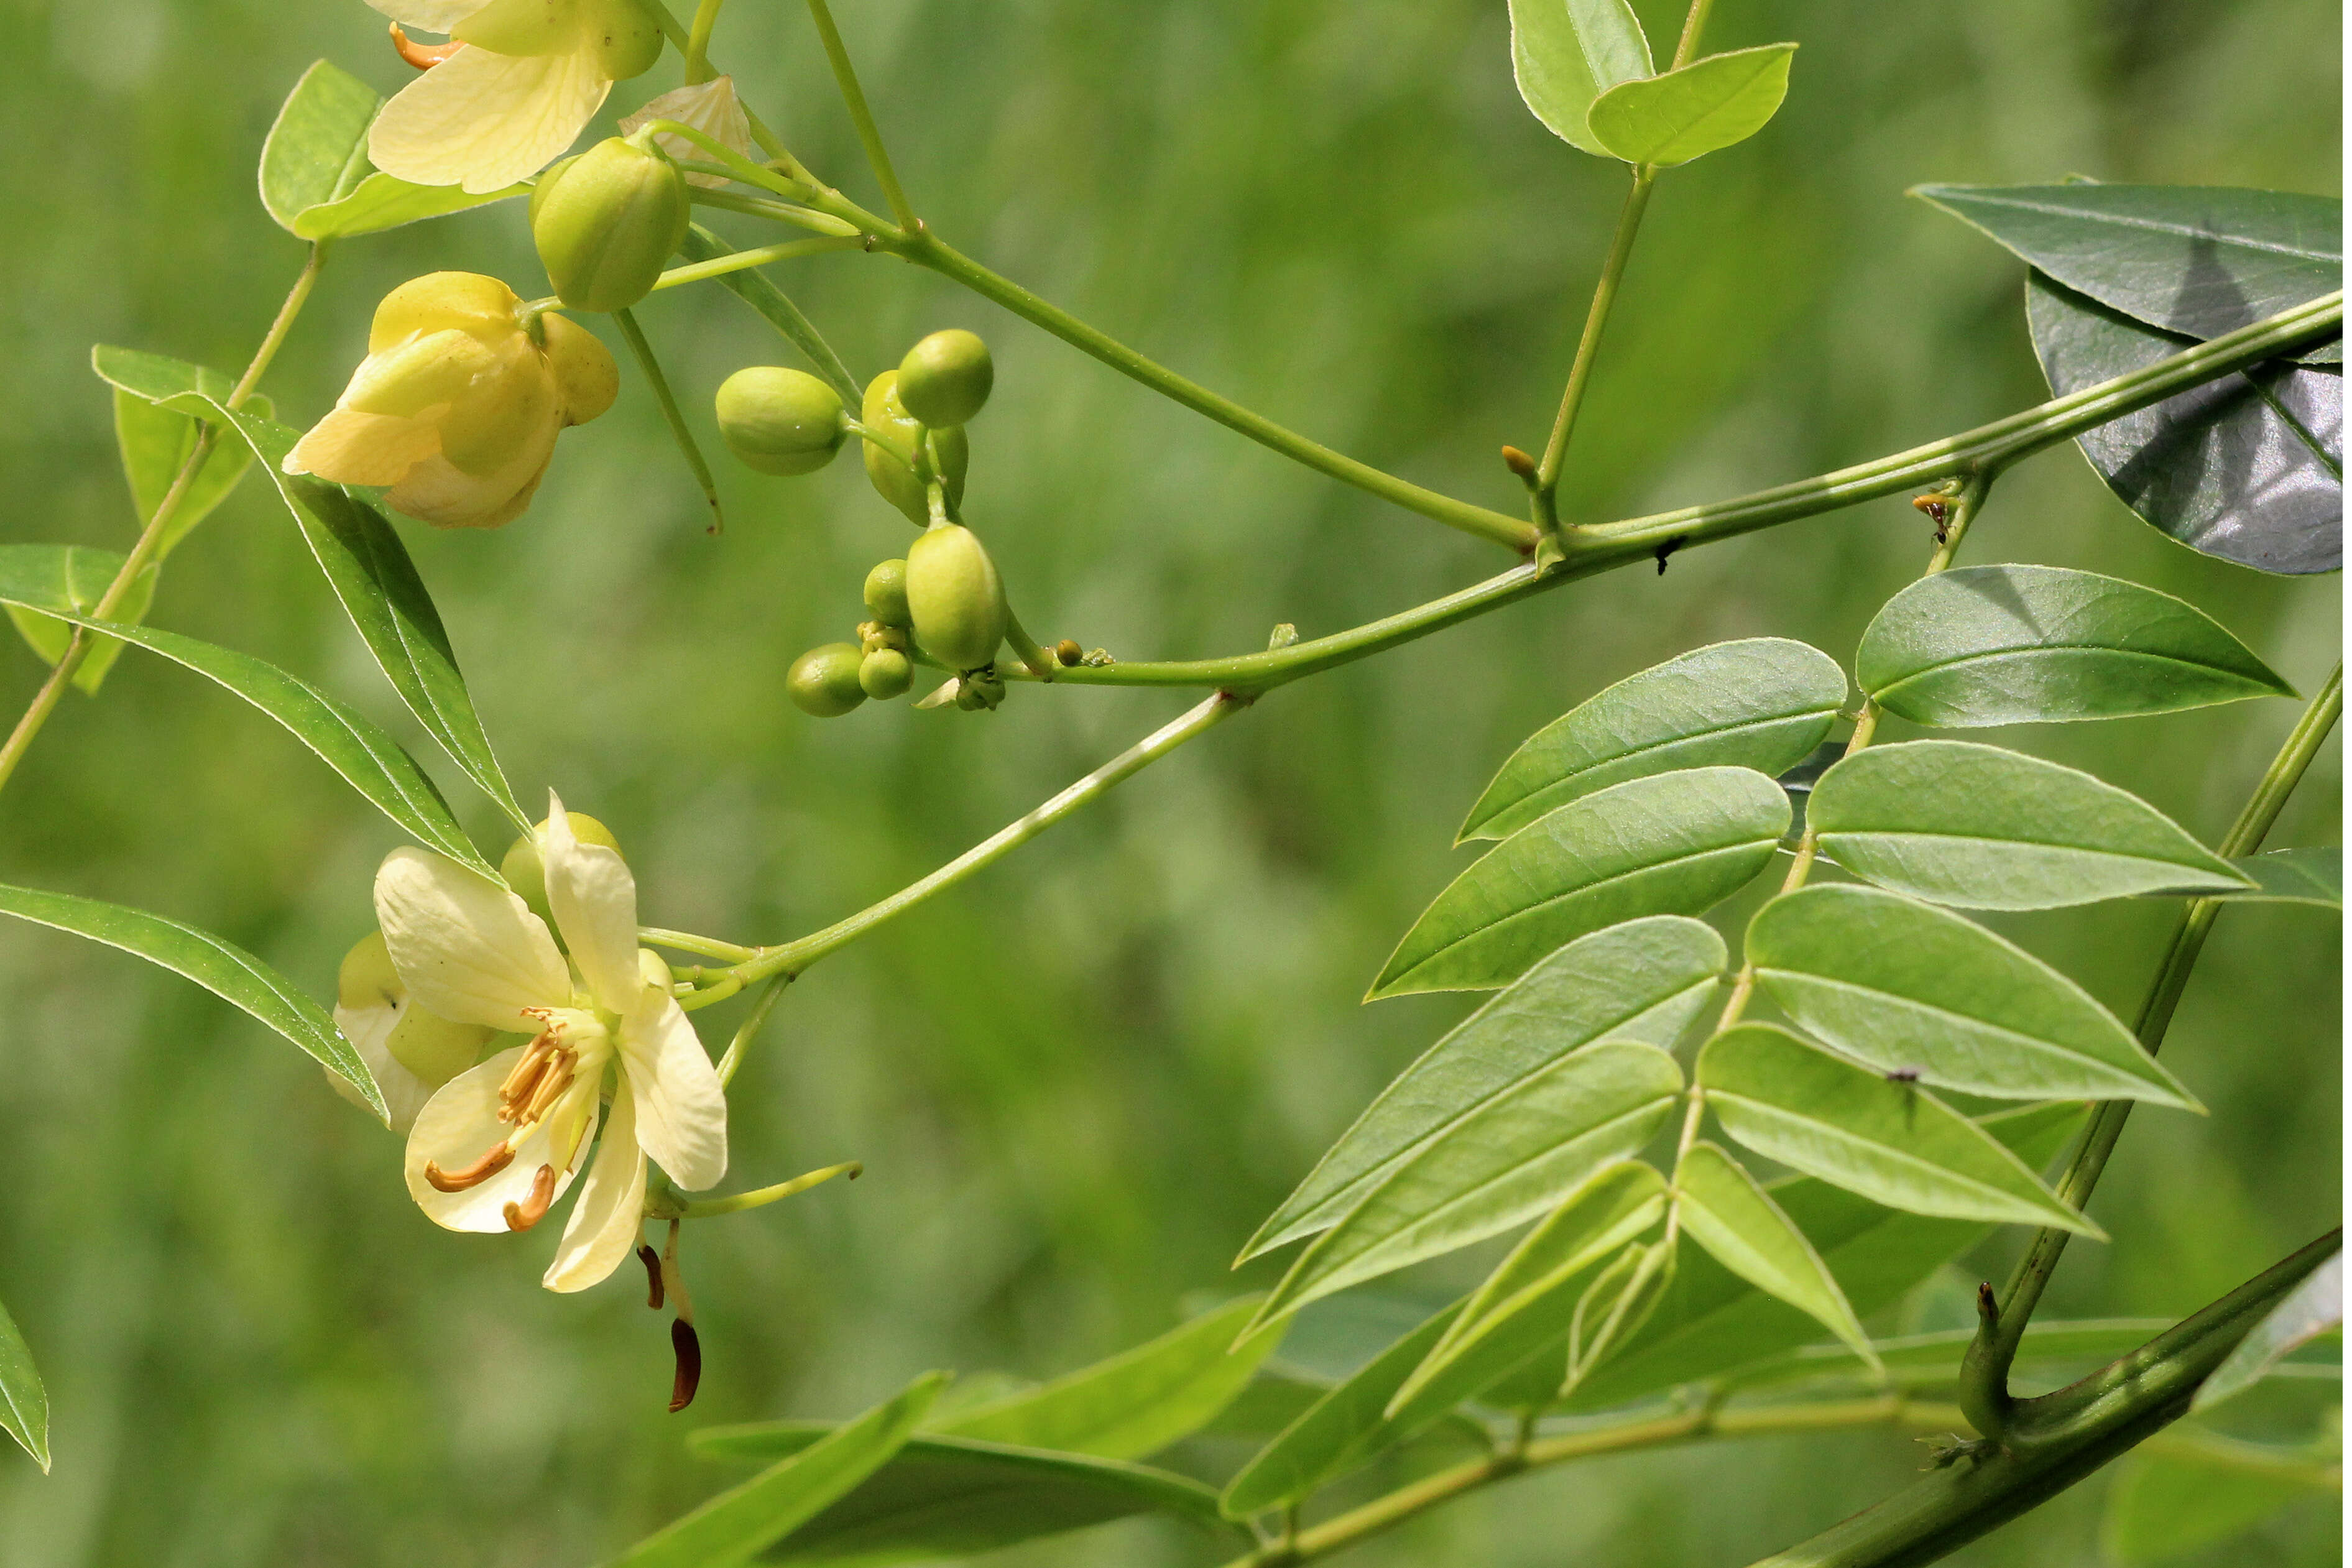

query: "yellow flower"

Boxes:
[366, 0, 665, 195]
[285, 272, 617, 530]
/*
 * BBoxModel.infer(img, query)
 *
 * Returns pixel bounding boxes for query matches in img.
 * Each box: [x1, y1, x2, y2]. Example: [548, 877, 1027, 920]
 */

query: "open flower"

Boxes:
[330, 929, 501, 1132]
[285, 272, 617, 529]
[619, 76, 752, 188]
[367, 0, 666, 194]
[376, 798, 728, 1291]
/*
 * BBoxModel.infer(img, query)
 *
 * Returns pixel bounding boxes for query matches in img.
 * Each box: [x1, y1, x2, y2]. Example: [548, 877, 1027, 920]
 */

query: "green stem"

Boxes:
[715, 972, 789, 1087]
[650, 236, 863, 291]
[802, 0, 919, 231]
[683, 0, 724, 83]
[614, 306, 726, 533]
[0, 242, 326, 797]
[1961, 662, 2343, 1439]
[1532, 168, 1656, 530]
[686, 187, 860, 237]
[678, 226, 863, 405]
[643, 926, 755, 962]
[679, 1160, 859, 1217]
[1671, 0, 1718, 67]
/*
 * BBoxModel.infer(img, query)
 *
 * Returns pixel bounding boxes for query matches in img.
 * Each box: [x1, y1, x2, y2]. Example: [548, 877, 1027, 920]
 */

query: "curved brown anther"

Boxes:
[390, 23, 463, 70]
[502, 1164, 558, 1231]
[668, 1319, 703, 1413]
[639, 1244, 666, 1309]
[424, 1142, 514, 1192]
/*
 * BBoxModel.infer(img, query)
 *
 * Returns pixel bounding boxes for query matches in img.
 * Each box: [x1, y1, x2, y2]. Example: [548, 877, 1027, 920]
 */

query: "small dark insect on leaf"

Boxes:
[1912, 494, 1951, 545]
[639, 1244, 665, 1309]
[669, 1319, 703, 1413]
[1884, 1066, 1922, 1083]
[1654, 535, 1688, 575]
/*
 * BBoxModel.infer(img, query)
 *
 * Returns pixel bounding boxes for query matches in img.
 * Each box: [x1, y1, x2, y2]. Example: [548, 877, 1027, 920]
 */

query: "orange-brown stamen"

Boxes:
[502, 1164, 558, 1231]
[639, 1244, 665, 1309]
[423, 1142, 514, 1192]
[499, 1033, 558, 1101]
[668, 1320, 703, 1412]
[390, 23, 463, 70]
[521, 1063, 575, 1125]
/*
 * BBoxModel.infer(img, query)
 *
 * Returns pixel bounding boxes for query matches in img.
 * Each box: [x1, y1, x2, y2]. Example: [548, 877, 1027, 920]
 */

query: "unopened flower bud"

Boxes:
[714, 366, 848, 476]
[864, 558, 912, 627]
[333, 930, 499, 1129]
[954, 666, 1006, 711]
[896, 330, 994, 428]
[788, 643, 869, 717]
[532, 134, 691, 313]
[905, 523, 1008, 672]
[861, 371, 968, 525]
[502, 811, 624, 925]
[859, 647, 913, 700]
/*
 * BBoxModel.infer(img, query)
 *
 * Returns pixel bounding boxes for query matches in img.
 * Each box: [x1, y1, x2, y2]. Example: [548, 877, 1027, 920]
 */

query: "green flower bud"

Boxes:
[788, 642, 870, 717]
[859, 647, 913, 700]
[954, 666, 1007, 711]
[897, 329, 994, 428]
[861, 371, 969, 525]
[716, 366, 847, 476]
[905, 523, 1008, 672]
[501, 811, 624, 925]
[532, 135, 689, 314]
[338, 930, 499, 1087]
[864, 558, 912, 627]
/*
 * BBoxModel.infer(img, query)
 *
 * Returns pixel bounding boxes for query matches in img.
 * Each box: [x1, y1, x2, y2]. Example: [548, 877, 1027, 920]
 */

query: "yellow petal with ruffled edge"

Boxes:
[371, 43, 611, 194]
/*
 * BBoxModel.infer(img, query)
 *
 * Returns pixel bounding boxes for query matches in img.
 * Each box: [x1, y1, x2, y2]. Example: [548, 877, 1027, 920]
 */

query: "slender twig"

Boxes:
[650, 236, 864, 292]
[0, 242, 327, 797]
[614, 307, 726, 533]
[1532, 168, 1656, 532]
[801, 0, 918, 231]
[683, 0, 724, 83]
[679, 1160, 859, 1217]
[714, 972, 790, 1087]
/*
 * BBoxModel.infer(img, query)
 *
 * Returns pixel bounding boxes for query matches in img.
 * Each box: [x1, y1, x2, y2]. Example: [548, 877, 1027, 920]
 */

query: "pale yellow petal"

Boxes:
[382, 417, 556, 528]
[405, 1048, 562, 1230]
[543, 1079, 647, 1291]
[284, 407, 441, 486]
[341, 329, 500, 420]
[375, 846, 570, 1028]
[368, 0, 492, 30]
[619, 76, 750, 187]
[543, 794, 643, 1014]
[369, 272, 525, 356]
[619, 988, 727, 1190]
[369, 44, 612, 195]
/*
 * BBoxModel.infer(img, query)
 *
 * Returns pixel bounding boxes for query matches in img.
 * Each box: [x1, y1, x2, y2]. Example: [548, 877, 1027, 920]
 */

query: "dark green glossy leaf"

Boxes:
[1373, 768, 1787, 998]
[0, 602, 491, 876]
[1696, 1023, 2097, 1232]
[1385, 1162, 1667, 1425]
[1808, 740, 2249, 909]
[0, 883, 380, 1117]
[1912, 183, 2342, 364]
[2028, 272, 2340, 575]
[91, 346, 528, 831]
[929, 1297, 1281, 1460]
[1461, 639, 1845, 841]
[0, 543, 157, 697]
[1673, 1141, 1875, 1367]
[1252, 1043, 1682, 1327]
[1569, 1102, 2086, 1409]
[616, 1372, 948, 1567]
[1857, 565, 2294, 726]
[1245, 915, 1722, 1258]
[1507, 0, 1653, 158]
[2101, 1429, 2338, 1563]
[2195, 1250, 2340, 1413]
[1748, 883, 2195, 1106]
[1587, 45, 1797, 167]
[0, 1292, 45, 1472]
[258, 60, 378, 231]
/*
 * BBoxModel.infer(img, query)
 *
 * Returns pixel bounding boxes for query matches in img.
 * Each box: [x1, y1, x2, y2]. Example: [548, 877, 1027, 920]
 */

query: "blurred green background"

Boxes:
[0, 0, 2338, 1562]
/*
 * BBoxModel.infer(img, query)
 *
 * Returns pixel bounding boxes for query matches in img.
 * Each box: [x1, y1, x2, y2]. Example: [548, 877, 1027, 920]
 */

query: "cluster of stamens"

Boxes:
[420, 1013, 579, 1232]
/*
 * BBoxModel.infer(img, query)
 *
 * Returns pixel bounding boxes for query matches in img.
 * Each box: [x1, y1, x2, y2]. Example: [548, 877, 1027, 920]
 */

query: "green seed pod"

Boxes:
[788, 642, 870, 717]
[864, 558, 912, 627]
[716, 367, 847, 476]
[897, 329, 994, 428]
[532, 134, 690, 313]
[860, 371, 969, 525]
[905, 523, 1008, 671]
[500, 811, 624, 926]
[859, 647, 913, 700]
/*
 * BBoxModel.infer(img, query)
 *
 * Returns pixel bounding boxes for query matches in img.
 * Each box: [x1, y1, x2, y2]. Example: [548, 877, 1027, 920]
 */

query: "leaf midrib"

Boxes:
[1940, 190, 2343, 265]
[1707, 1091, 2064, 1221]
[1870, 643, 2277, 704]
[1755, 966, 2161, 1092]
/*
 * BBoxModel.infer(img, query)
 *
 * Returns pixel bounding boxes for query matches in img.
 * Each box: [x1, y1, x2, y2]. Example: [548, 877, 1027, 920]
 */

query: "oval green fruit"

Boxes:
[860, 370, 969, 524]
[532, 135, 689, 313]
[716, 367, 847, 476]
[905, 523, 1008, 671]
[859, 647, 914, 700]
[864, 558, 912, 627]
[788, 642, 870, 717]
[897, 329, 994, 428]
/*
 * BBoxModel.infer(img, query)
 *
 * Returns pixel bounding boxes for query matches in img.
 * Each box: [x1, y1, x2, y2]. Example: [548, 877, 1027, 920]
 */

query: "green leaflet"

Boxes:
[612, 1372, 948, 1567]
[1460, 639, 1845, 841]
[1506, 0, 1654, 158]
[1856, 565, 2294, 727]
[1244, 915, 1722, 1259]
[1220, 1301, 1465, 1518]
[929, 1296, 1282, 1460]
[1570, 1103, 2085, 1408]
[1720, 1317, 2180, 1396]
[0, 1291, 46, 1472]
[1385, 1162, 1668, 1425]
[1587, 45, 1798, 167]
[1747, 883, 2194, 1106]
[0, 883, 381, 1117]
[259, 61, 525, 239]
[2210, 847, 2341, 906]
[2101, 1429, 2338, 1563]
[686, 1427, 1229, 1562]
[1372, 767, 1786, 998]
[1807, 740, 2250, 909]
[0, 604, 492, 877]
[1671, 1141, 1876, 1369]
[114, 387, 259, 559]
[1910, 183, 2342, 366]
[1695, 1023, 2098, 1234]
[1250, 1043, 1683, 1328]
[2194, 1250, 2341, 1413]
[0, 543, 157, 698]
[91, 346, 529, 832]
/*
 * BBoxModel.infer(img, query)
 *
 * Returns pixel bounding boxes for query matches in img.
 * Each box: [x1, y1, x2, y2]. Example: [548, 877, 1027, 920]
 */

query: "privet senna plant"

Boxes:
[0, 0, 2338, 1562]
